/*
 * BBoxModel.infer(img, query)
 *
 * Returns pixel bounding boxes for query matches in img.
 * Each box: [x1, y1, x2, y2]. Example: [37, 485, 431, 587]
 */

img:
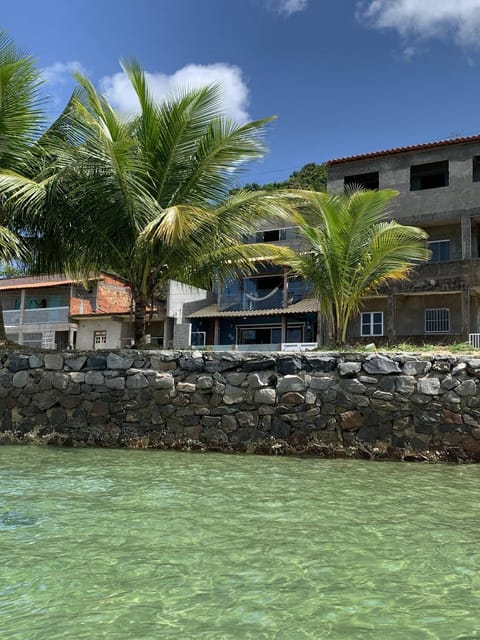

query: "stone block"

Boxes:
[12, 370, 29, 389]
[363, 355, 401, 375]
[44, 354, 64, 370]
[107, 353, 134, 370]
[254, 388, 276, 405]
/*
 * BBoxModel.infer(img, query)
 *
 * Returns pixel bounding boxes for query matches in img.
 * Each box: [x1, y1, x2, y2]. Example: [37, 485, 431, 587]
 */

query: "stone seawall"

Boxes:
[1, 349, 480, 462]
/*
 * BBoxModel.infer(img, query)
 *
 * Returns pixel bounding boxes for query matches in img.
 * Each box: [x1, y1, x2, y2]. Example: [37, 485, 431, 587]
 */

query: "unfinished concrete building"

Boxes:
[327, 135, 480, 344]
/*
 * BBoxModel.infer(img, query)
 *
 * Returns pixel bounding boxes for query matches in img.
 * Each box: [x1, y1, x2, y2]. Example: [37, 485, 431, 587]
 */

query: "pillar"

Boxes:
[461, 216, 472, 260]
[461, 288, 471, 341]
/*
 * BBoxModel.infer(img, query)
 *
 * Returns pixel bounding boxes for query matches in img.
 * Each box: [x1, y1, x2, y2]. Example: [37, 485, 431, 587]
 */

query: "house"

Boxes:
[187, 224, 319, 350]
[327, 134, 480, 343]
[0, 273, 165, 349]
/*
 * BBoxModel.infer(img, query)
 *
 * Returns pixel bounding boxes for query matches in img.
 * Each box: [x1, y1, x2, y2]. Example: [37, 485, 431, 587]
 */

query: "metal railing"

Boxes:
[469, 333, 480, 348]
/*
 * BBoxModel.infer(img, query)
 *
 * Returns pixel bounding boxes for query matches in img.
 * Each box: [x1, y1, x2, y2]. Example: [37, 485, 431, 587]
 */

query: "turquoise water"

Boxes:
[1, 448, 480, 639]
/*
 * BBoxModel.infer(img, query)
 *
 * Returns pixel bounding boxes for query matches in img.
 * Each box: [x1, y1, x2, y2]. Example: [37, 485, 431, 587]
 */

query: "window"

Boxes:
[425, 308, 450, 333]
[473, 156, 480, 182]
[427, 240, 450, 262]
[361, 312, 383, 336]
[94, 330, 107, 348]
[410, 161, 448, 191]
[344, 171, 379, 190]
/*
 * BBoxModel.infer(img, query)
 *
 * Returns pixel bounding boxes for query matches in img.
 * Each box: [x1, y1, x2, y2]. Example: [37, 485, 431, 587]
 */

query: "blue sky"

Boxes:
[3, 0, 480, 184]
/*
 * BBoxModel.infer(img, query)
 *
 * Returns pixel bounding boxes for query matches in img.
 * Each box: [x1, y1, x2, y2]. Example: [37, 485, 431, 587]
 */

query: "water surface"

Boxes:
[1, 447, 479, 639]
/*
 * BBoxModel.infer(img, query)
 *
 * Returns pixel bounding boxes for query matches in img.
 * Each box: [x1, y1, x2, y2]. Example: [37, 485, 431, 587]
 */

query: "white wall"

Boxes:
[167, 280, 208, 321]
[76, 317, 124, 350]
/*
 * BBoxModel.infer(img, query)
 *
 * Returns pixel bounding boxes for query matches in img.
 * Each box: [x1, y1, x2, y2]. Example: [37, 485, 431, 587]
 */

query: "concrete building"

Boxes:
[187, 225, 318, 350]
[0, 273, 164, 349]
[327, 134, 480, 343]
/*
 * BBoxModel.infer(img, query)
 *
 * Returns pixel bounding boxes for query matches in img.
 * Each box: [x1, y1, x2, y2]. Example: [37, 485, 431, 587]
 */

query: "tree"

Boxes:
[240, 162, 327, 193]
[0, 61, 297, 345]
[283, 188, 430, 345]
[0, 32, 42, 342]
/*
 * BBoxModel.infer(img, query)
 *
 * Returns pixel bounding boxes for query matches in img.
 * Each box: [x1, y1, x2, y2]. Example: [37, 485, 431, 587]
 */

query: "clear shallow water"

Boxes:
[1, 448, 480, 640]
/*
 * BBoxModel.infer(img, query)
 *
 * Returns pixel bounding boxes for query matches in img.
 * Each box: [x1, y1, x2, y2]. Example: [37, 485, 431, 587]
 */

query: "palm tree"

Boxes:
[0, 32, 43, 342]
[283, 188, 430, 345]
[0, 60, 297, 345]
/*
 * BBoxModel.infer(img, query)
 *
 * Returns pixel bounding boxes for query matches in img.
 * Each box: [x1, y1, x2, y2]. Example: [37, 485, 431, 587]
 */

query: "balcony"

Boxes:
[3, 306, 70, 327]
[387, 259, 480, 294]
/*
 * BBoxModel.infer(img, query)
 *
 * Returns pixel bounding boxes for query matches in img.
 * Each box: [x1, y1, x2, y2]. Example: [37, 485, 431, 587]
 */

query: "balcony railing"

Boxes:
[3, 306, 70, 326]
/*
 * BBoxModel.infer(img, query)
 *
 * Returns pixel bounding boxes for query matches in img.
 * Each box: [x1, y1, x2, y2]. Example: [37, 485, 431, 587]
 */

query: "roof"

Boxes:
[0, 274, 91, 291]
[327, 134, 480, 166]
[187, 298, 319, 319]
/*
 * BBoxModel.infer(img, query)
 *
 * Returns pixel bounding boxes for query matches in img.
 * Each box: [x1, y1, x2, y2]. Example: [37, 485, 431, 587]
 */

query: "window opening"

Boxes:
[344, 171, 379, 190]
[410, 161, 448, 191]
[361, 311, 384, 336]
[425, 308, 450, 333]
[427, 240, 451, 262]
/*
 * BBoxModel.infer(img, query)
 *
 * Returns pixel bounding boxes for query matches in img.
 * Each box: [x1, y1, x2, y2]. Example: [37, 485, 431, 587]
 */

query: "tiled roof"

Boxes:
[0, 274, 97, 291]
[327, 134, 480, 166]
[187, 298, 319, 319]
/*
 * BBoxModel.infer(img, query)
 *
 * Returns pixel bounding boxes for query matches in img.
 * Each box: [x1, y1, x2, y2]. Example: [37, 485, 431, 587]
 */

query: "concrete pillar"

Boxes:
[17, 289, 26, 345]
[461, 289, 471, 341]
[461, 216, 472, 260]
[68, 327, 75, 349]
[281, 315, 287, 345]
[214, 318, 220, 345]
[387, 294, 396, 342]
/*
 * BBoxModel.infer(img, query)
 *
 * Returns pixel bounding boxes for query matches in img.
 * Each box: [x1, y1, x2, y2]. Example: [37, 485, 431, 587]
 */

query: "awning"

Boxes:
[187, 297, 319, 319]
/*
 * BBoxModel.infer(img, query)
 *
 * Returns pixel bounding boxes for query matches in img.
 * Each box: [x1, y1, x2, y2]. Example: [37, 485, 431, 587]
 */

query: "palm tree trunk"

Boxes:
[0, 297, 6, 342]
[134, 296, 148, 346]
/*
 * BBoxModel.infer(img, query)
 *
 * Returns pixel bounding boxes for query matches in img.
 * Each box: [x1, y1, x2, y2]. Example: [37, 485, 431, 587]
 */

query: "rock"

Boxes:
[339, 410, 363, 430]
[153, 374, 174, 390]
[107, 353, 134, 370]
[243, 358, 275, 373]
[12, 370, 29, 389]
[363, 355, 401, 375]
[85, 371, 105, 386]
[395, 375, 415, 395]
[417, 378, 441, 396]
[455, 380, 477, 397]
[86, 355, 107, 370]
[276, 356, 302, 375]
[303, 355, 336, 372]
[52, 373, 70, 391]
[33, 391, 59, 411]
[224, 384, 246, 405]
[126, 373, 149, 389]
[340, 379, 367, 394]
[254, 388, 276, 405]
[309, 375, 333, 391]
[7, 356, 30, 373]
[176, 382, 196, 393]
[65, 356, 87, 371]
[224, 372, 246, 386]
[196, 375, 214, 390]
[29, 354, 44, 369]
[402, 360, 431, 376]
[105, 377, 126, 390]
[276, 375, 306, 394]
[280, 392, 305, 405]
[338, 361, 362, 377]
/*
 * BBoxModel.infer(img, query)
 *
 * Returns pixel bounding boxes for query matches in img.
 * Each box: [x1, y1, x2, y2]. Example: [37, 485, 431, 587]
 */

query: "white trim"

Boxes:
[425, 308, 450, 333]
[361, 311, 384, 337]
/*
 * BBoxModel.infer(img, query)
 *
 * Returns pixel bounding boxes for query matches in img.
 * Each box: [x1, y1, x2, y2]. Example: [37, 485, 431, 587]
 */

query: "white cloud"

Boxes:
[357, 0, 480, 48]
[100, 63, 250, 123]
[42, 61, 87, 85]
[276, 0, 308, 16]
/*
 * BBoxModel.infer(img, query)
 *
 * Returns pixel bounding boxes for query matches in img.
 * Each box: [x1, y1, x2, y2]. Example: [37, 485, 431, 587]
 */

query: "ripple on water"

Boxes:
[1, 447, 480, 639]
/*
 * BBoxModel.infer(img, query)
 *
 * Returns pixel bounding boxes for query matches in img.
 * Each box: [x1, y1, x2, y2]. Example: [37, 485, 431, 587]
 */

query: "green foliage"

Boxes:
[240, 162, 327, 193]
[282, 188, 430, 345]
[0, 60, 299, 344]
